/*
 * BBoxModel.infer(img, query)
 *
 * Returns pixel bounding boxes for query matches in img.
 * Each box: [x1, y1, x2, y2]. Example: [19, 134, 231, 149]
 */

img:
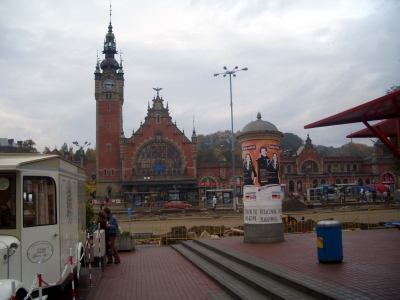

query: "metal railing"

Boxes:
[131, 218, 162, 246]
[367, 208, 400, 230]
[164, 217, 216, 245]
[220, 216, 244, 237]
[116, 209, 400, 243]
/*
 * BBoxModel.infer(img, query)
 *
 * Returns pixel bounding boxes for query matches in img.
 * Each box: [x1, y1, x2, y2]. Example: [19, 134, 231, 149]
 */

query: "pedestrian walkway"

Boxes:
[79, 228, 399, 300]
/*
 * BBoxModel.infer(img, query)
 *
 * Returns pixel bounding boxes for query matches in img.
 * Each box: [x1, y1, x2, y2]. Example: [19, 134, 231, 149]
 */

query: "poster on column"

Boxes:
[243, 185, 282, 224]
[242, 139, 282, 224]
[242, 140, 280, 187]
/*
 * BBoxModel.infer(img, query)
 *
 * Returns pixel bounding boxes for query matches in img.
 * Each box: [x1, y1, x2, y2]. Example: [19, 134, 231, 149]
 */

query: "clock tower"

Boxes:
[94, 19, 125, 198]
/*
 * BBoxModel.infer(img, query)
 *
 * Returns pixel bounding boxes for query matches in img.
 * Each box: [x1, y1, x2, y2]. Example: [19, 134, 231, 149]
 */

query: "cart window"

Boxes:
[23, 177, 57, 227]
[0, 174, 17, 229]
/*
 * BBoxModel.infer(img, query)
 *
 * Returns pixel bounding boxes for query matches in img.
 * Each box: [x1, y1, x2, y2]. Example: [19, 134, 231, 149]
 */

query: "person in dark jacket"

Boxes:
[96, 210, 110, 254]
[104, 207, 121, 264]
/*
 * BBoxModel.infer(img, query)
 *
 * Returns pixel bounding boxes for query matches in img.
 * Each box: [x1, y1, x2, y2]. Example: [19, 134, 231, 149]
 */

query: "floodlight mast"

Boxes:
[213, 66, 248, 210]
[73, 141, 91, 167]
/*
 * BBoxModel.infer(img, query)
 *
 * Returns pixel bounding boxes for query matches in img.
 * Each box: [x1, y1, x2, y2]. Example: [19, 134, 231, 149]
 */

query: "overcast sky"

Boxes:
[1, 0, 399, 153]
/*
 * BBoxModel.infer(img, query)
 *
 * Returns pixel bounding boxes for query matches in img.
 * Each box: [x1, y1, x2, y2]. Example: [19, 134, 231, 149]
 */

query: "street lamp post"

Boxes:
[72, 141, 91, 168]
[214, 66, 248, 210]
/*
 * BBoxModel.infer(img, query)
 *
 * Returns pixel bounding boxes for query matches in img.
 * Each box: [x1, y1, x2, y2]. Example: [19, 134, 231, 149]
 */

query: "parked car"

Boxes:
[164, 201, 192, 209]
[288, 192, 300, 199]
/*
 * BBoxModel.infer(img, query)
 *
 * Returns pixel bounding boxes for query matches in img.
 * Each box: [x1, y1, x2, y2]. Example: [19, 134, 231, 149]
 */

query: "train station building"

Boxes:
[94, 19, 397, 204]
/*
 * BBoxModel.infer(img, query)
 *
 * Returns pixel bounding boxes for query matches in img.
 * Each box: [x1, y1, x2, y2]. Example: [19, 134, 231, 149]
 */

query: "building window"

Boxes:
[289, 180, 294, 192]
[365, 178, 370, 184]
[336, 178, 341, 184]
[23, 176, 57, 227]
[111, 169, 115, 176]
[1, 174, 16, 229]
[104, 169, 107, 176]
[107, 124, 111, 130]
[301, 160, 318, 173]
[107, 105, 110, 111]
[346, 164, 351, 172]
[358, 178, 363, 186]
[156, 114, 161, 124]
[296, 180, 302, 192]
[106, 93, 112, 99]
[312, 179, 318, 188]
[135, 141, 183, 176]
[340, 164, 344, 172]
[333, 164, 338, 172]
[287, 165, 292, 174]
[327, 164, 331, 173]
[344, 178, 348, 184]
[353, 164, 357, 171]
[107, 144, 111, 152]
[321, 179, 326, 185]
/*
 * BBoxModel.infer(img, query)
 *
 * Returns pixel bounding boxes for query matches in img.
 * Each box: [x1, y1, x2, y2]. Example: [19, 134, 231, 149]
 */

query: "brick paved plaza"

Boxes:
[87, 228, 399, 300]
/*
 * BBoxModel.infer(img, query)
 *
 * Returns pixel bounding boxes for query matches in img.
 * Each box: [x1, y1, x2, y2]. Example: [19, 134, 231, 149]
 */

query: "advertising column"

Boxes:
[237, 112, 284, 243]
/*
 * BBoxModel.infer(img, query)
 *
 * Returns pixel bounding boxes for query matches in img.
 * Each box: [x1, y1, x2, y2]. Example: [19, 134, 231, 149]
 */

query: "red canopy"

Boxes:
[304, 89, 400, 159]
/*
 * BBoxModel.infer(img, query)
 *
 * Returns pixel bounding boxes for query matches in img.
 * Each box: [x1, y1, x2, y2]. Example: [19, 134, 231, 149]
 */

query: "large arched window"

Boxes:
[353, 164, 358, 171]
[340, 164, 344, 172]
[336, 178, 341, 184]
[358, 178, 363, 186]
[301, 160, 318, 173]
[346, 164, 351, 172]
[333, 164, 338, 172]
[327, 164, 332, 173]
[343, 178, 348, 184]
[135, 141, 183, 176]
[280, 165, 285, 174]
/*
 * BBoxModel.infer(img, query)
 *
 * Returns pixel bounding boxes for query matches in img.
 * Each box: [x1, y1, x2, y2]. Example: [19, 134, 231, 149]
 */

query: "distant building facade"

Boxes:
[93, 19, 397, 202]
[0, 138, 21, 153]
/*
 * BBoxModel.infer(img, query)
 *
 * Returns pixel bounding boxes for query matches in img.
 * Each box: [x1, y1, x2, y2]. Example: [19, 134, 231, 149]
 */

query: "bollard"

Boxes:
[69, 248, 76, 300]
[98, 222, 101, 269]
[38, 261, 43, 300]
[11, 281, 16, 300]
[87, 233, 92, 287]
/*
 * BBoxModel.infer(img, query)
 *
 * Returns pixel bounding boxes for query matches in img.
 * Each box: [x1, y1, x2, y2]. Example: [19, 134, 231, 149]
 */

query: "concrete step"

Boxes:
[191, 239, 369, 300]
[172, 244, 266, 300]
[178, 241, 315, 300]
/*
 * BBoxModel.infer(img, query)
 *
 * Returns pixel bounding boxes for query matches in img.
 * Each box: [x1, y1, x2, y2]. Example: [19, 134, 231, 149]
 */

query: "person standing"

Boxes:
[96, 210, 110, 255]
[365, 190, 370, 202]
[104, 207, 121, 264]
[212, 196, 217, 209]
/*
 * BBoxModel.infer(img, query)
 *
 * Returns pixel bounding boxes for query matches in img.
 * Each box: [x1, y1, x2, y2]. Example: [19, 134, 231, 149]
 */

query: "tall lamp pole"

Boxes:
[72, 141, 91, 168]
[214, 66, 248, 210]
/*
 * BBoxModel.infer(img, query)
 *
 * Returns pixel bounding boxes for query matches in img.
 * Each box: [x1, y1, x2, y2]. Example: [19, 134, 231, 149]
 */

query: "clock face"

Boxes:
[103, 79, 116, 91]
[0, 177, 9, 190]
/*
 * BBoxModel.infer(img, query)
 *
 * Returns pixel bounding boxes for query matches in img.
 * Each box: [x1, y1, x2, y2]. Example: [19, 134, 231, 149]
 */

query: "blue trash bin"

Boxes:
[316, 220, 343, 263]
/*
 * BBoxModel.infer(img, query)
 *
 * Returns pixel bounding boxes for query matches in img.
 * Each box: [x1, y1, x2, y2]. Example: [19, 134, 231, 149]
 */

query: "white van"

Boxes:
[0, 154, 86, 299]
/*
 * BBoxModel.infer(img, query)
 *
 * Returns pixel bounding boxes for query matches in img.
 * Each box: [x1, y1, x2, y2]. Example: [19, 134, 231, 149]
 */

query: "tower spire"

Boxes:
[110, 0, 112, 23]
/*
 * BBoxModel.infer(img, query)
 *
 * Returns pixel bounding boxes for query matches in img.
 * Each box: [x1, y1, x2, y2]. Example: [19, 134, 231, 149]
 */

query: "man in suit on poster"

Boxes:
[256, 146, 271, 186]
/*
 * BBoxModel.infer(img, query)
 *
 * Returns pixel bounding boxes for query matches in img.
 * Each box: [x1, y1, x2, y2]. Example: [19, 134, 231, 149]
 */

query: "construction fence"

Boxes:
[121, 208, 400, 245]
